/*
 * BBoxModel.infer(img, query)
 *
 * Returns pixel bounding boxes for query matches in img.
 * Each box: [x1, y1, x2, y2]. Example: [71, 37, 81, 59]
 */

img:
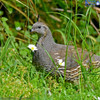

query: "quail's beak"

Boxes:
[31, 28, 35, 33]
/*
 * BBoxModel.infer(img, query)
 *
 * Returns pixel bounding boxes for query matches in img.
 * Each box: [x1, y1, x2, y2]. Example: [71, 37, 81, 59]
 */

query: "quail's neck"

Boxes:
[38, 29, 55, 49]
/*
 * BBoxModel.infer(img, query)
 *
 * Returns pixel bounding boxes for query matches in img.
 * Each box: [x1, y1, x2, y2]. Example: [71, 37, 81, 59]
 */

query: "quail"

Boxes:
[31, 22, 100, 81]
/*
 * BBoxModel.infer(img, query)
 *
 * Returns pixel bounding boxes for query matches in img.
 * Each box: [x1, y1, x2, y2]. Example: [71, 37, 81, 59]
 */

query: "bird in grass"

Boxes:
[31, 22, 100, 81]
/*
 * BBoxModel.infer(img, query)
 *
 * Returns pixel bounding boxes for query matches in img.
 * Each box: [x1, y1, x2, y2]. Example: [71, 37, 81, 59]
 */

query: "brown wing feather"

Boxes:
[49, 44, 91, 81]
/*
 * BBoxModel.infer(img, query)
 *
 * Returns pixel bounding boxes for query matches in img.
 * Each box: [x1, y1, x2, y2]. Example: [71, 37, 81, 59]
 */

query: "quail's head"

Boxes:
[31, 22, 48, 36]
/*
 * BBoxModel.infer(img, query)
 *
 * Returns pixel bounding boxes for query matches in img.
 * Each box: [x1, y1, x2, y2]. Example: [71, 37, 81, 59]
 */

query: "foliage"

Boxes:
[0, 0, 100, 99]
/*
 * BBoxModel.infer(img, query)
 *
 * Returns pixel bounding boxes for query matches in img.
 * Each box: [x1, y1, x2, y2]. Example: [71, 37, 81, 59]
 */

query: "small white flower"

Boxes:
[98, 97, 100, 100]
[16, 27, 21, 31]
[48, 90, 52, 96]
[96, 1, 100, 6]
[57, 59, 65, 66]
[28, 44, 38, 52]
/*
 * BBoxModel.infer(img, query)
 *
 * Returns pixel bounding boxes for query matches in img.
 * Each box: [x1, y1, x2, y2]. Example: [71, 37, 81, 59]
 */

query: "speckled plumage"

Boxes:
[31, 22, 100, 81]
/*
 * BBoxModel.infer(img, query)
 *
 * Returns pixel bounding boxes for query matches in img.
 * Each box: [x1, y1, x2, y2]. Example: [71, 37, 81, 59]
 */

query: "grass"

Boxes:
[0, 0, 100, 99]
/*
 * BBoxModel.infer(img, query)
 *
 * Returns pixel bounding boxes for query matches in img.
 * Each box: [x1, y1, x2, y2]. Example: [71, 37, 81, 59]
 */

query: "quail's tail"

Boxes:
[91, 55, 100, 68]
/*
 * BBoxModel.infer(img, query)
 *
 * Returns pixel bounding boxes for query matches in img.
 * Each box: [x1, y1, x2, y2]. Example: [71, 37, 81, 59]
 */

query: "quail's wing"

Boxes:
[49, 44, 90, 81]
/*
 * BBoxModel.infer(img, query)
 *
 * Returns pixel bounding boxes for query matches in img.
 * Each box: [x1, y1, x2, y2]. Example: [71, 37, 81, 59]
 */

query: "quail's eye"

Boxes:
[38, 26, 41, 28]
